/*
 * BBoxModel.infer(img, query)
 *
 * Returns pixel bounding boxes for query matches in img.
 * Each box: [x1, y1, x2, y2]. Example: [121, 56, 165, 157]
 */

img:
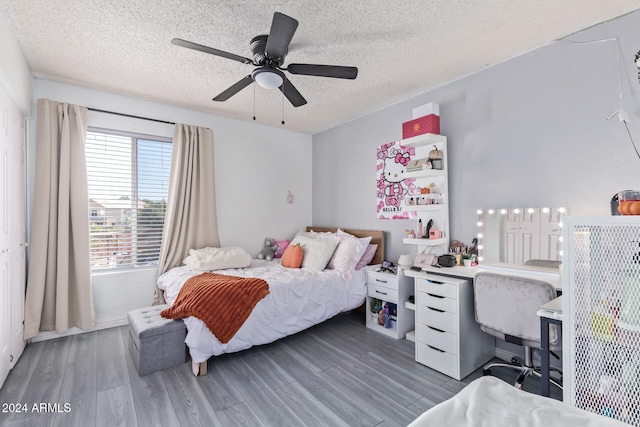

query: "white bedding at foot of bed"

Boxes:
[157, 260, 366, 363]
[408, 376, 629, 427]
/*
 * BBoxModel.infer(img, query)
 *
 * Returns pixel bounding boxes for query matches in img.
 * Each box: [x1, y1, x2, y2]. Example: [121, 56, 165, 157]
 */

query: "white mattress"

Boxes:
[408, 376, 629, 427]
[157, 259, 367, 363]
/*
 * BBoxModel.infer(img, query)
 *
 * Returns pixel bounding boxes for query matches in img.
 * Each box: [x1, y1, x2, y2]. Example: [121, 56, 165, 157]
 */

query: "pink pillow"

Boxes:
[355, 244, 378, 270]
[274, 239, 290, 258]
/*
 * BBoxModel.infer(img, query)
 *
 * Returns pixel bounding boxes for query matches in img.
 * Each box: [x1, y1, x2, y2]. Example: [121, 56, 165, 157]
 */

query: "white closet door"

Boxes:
[8, 100, 25, 368]
[0, 90, 11, 387]
[0, 84, 26, 386]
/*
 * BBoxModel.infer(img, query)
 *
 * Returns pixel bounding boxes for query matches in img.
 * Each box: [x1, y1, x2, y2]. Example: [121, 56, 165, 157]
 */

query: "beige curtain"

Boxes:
[153, 124, 219, 305]
[24, 99, 95, 339]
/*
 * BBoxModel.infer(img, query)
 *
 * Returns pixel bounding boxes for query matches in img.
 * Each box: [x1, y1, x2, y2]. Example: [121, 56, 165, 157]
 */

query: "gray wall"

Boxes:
[312, 10, 640, 263]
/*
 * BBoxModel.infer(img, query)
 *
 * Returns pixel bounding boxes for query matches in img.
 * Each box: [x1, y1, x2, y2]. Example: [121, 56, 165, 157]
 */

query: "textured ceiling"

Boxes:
[1, 1, 640, 134]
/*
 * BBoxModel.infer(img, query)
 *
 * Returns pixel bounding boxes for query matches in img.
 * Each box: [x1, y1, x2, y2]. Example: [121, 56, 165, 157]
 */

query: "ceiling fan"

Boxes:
[171, 12, 358, 107]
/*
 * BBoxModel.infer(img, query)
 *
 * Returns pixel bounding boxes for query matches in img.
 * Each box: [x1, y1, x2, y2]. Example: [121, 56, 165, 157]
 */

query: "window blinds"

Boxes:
[85, 129, 172, 270]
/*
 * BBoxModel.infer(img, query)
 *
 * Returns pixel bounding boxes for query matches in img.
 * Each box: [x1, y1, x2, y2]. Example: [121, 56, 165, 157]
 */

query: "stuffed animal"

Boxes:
[257, 237, 279, 261]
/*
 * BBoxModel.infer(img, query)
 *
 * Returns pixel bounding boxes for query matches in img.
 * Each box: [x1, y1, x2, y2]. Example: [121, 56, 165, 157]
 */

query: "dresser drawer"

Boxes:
[416, 277, 457, 299]
[416, 290, 457, 314]
[416, 342, 458, 379]
[367, 271, 398, 291]
[416, 305, 458, 334]
[368, 283, 398, 303]
[416, 323, 458, 355]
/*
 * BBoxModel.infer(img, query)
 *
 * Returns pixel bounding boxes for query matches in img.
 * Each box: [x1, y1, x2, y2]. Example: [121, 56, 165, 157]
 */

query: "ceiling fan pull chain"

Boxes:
[253, 83, 256, 121]
[281, 79, 285, 125]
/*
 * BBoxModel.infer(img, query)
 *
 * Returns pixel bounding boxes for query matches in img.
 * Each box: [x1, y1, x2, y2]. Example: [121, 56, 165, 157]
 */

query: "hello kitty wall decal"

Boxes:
[376, 141, 418, 219]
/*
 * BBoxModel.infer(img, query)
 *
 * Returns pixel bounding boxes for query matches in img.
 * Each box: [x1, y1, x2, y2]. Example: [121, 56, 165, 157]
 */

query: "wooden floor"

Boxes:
[0, 312, 560, 426]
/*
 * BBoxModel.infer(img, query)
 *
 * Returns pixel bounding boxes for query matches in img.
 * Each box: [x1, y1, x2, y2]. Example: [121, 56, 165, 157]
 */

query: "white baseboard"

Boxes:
[29, 317, 128, 343]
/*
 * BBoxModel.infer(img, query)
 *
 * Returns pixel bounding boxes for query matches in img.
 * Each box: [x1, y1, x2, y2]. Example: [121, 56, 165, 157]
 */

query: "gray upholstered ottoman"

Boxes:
[127, 305, 187, 376]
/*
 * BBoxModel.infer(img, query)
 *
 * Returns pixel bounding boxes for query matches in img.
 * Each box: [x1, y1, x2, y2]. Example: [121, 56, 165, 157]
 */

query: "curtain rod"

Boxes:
[88, 108, 175, 125]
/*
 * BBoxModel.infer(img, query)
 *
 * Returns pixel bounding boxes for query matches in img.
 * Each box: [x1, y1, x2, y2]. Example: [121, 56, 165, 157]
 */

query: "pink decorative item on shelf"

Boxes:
[402, 102, 440, 138]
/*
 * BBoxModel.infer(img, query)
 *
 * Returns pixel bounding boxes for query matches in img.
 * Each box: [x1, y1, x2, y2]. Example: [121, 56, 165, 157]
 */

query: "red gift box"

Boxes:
[402, 114, 440, 138]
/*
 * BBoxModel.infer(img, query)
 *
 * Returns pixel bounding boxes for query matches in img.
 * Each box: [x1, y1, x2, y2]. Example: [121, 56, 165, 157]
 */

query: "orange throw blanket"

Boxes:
[161, 272, 270, 343]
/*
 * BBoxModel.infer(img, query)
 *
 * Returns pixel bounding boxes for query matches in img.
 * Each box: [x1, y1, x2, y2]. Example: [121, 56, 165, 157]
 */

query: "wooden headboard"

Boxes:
[306, 227, 385, 266]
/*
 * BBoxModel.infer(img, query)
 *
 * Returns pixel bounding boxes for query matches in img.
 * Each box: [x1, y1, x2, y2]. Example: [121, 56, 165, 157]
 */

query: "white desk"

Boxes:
[412, 264, 562, 291]
[405, 265, 562, 381]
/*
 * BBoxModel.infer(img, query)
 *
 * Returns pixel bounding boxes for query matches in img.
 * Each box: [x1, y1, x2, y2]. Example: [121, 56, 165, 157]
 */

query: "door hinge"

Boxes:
[10, 354, 13, 363]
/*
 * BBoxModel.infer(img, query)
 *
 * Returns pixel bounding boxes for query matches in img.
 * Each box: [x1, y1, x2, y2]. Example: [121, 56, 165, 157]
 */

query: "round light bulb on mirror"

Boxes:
[514, 208, 520, 214]
[478, 245, 484, 250]
[500, 209, 507, 214]
[559, 236, 563, 242]
[477, 221, 483, 227]
[542, 207, 550, 213]
[488, 209, 494, 215]
[528, 208, 535, 214]
[559, 250, 563, 257]
[558, 207, 566, 213]
[477, 233, 483, 239]
[478, 256, 484, 262]
[477, 209, 483, 215]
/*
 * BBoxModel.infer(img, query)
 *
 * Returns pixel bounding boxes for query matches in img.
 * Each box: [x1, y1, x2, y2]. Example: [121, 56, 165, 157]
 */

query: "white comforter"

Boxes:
[408, 376, 629, 427]
[157, 260, 367, 363]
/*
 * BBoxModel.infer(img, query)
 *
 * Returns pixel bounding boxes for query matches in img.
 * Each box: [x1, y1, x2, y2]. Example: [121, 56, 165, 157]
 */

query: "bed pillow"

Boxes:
[274, 239, 290, 258]
[355, 244, 378, 270]
[281, 243, 303, 268]
[326, 233, 363, 280]
[337, 228, 372, 265]
[183, 246, 252, 271]
[288, 234, 338, 272]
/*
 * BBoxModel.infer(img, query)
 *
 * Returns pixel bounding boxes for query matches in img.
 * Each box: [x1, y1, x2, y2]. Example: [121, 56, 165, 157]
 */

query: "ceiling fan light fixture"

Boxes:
[253, 68, 284, 89]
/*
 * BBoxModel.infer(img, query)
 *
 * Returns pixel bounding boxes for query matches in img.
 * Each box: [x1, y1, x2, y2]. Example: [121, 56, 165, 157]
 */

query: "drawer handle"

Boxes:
[427, 344, 445, 353]
[427, 293, 444, 299]
[427, 306, 444, 313]
[427, 279, 444, 285]
[427, 325, 445, 333]
[375, 278, 388, 284]
[375, 290, 388, 296]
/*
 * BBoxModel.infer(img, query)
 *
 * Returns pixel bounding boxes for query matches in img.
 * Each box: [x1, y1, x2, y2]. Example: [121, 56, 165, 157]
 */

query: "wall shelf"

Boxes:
[402, 204, 446, 213]
[403, 237, 448, 246]
[404, 169, 445, 180]
[401, 133, 446, 147]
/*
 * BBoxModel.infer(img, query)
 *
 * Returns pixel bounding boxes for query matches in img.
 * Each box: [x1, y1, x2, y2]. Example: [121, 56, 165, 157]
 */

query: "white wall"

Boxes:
[312, 10, 640, 264]
[30, 79, 312, 328]
[0, 7, 31, 116]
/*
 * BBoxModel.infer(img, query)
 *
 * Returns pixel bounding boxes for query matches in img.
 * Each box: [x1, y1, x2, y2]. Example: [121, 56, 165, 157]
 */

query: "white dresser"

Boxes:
[365, 266, 415, 340]
[410, 272, 495, 380]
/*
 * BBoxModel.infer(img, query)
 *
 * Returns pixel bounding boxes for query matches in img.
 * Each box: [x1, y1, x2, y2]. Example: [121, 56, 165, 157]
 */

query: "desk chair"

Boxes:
[473, 271, 562, 390]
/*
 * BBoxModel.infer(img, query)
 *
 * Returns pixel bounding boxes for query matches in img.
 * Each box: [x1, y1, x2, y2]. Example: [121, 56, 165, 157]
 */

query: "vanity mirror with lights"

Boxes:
[476, 207, 567, 269]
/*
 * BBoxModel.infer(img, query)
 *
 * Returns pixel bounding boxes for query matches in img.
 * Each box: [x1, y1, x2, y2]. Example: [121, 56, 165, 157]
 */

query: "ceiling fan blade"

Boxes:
[265, 12, 299, 62]
[212, 75, 253, 101]
[172, 38, 253, 64]
[287, 64, 358, 79]
[279, 77, 307, 107]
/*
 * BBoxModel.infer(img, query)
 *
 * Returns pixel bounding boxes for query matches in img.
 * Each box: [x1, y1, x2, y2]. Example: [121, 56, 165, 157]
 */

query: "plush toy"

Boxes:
[257, 237, 279, 261]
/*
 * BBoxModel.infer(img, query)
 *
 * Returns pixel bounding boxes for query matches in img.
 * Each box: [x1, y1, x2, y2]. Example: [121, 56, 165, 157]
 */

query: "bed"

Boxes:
[408, 376, 629, 427]
[157, 227, 384, 375]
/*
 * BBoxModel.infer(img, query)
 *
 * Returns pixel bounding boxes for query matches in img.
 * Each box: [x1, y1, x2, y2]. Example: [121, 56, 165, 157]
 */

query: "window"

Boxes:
[86, 129, 172, 270]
